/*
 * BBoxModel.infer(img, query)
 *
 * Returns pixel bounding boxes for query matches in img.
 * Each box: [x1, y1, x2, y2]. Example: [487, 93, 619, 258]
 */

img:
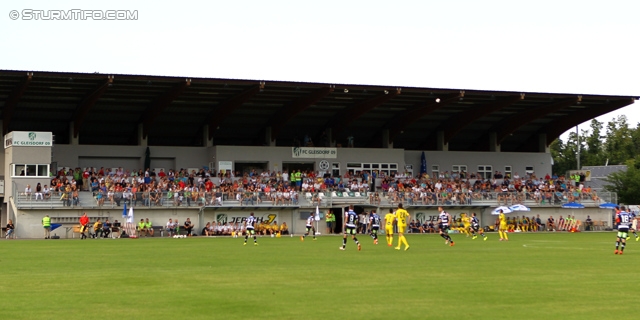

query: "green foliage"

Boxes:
[604, 158, 640, 204]
[0, 234, 637, 320]
[551, 115, 639, 174]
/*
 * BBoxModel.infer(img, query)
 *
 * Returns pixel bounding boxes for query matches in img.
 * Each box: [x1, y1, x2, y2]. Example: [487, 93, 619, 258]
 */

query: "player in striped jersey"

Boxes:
[243, 212, 258, 246]
[301, 213, 316, 241]
[615, 206, 631, 254]
[368, 210, 381, 245]
[340, 205, 361, 251]
[437, 206, 454, 246]
[469, 212, 487, 240]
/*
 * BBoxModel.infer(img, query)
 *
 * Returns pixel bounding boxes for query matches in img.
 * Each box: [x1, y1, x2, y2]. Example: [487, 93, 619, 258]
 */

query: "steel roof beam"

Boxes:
[72, 76, 114, 137]
[142, 79, 191, 138]
[268, 86, 334, 141]
[388, 92, 461, 143]
[207, 83, 262, 138]
[496, 97, 580, 143]
[329, 89, 400, 137]
[2, 72, 33, 135]
[443, 94, 523, 144]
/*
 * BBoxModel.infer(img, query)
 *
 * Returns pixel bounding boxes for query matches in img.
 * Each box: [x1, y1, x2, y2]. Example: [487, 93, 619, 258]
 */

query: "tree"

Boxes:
[582, 119, 605, 166]
[603, 158, 640, 204]
[603, 115, 634, 165]
[550, 131, 580, 175]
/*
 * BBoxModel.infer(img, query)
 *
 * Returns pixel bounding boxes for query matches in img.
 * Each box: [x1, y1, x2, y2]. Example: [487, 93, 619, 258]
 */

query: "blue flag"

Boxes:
[122, 202, 128, 218]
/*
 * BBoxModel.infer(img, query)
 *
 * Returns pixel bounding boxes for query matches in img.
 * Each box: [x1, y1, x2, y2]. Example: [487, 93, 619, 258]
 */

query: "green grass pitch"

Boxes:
[0, 232, 633, 319]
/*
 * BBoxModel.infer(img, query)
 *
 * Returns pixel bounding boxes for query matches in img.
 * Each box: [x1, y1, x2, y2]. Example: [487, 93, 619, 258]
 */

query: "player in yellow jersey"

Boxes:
[395, 203, 410, 251]
[461, 213, 471, 237]
[384, 209, 396, 247]
[498, 210, 509, 241]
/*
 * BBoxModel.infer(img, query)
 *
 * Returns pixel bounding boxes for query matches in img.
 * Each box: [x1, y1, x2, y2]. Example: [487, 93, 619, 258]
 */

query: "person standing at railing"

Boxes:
[42, 215, 51, 239]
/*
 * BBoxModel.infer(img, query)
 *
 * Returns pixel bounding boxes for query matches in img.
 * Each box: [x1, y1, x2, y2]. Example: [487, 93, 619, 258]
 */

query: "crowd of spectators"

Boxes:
[22, 166, 602, 208]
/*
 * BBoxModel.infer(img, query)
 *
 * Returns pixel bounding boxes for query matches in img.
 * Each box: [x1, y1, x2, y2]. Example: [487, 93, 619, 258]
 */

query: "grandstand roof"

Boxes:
[0, 70, 637, 151]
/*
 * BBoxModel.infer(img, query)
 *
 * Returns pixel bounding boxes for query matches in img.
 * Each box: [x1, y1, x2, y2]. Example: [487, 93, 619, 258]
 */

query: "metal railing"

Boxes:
[14, 188, 617, 209]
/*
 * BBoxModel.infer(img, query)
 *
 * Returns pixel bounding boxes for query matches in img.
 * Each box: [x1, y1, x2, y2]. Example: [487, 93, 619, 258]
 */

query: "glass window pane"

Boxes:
[38, 165, 49, 177]
[26, 165, 37, 176]
[390, 164, 397, 169]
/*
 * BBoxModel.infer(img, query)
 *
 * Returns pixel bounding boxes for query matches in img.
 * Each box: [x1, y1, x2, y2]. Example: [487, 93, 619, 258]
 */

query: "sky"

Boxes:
[1, 0, 638, 140]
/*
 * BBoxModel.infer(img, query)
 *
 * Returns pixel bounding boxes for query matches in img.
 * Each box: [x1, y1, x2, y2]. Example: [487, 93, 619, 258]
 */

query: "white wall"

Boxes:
[53, 145, 211, 172]
[404, 150, 553, 178]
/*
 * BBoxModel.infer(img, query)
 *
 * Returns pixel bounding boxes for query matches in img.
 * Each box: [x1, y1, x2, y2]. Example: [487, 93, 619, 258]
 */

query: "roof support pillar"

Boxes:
[436, 131, 448, 151]
[265, 126, 275, 146]
[489, 132, 500, 152]
[382, 129, 393, 149]
[203, 125, 213, 147]
[69, 122, 79, 145]
[538, 133, 549, 153]
[324, 128, 333, 147]
[138, 123, 147, 147]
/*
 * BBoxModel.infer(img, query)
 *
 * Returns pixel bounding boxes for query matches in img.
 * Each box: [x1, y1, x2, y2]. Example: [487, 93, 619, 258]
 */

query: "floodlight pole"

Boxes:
[576, 125, 580, 170]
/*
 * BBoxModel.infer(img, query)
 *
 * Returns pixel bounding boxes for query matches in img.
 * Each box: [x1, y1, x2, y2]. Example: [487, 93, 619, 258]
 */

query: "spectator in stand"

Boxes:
[24, 184, 32, 199]
[34, 183, 43, 200]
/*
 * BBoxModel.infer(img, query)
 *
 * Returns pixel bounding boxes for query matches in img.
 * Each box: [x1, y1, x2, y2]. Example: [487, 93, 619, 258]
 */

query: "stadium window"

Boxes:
[452, 165, 467, 173]
[477, 165, 492, 179]
[504, 166, 512, 179]
[431, 165, 439, 178]
[332, 163, 340, 177]
[12, 164, 50, 177]
[525, 166, 534, 176]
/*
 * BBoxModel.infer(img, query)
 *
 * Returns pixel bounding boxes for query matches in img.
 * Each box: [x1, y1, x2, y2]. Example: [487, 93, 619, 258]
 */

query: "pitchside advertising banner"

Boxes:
[4, 131, 53, 148]
[215, 212, 278, 225]
[415, 212, 461, 223]
[291, 147, 337, 159]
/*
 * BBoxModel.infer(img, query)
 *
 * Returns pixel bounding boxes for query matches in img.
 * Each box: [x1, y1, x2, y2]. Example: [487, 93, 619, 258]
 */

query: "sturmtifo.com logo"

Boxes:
[9, 9, 138, 20]
[28, 132, 36, 140]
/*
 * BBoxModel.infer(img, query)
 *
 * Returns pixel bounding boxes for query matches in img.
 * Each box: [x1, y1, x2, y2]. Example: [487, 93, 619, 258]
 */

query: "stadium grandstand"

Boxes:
[0, 70, 637, 238]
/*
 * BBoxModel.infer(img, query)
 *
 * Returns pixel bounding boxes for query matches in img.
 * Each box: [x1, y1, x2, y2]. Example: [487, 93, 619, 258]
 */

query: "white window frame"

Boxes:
[504, 166, 512, 179]
[12, 164, 50, 177]
[431, 165, 440, 178]
[477, 165, 492, 180]
[332, 162, 340, 177]
[525, 166, 534, 176]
